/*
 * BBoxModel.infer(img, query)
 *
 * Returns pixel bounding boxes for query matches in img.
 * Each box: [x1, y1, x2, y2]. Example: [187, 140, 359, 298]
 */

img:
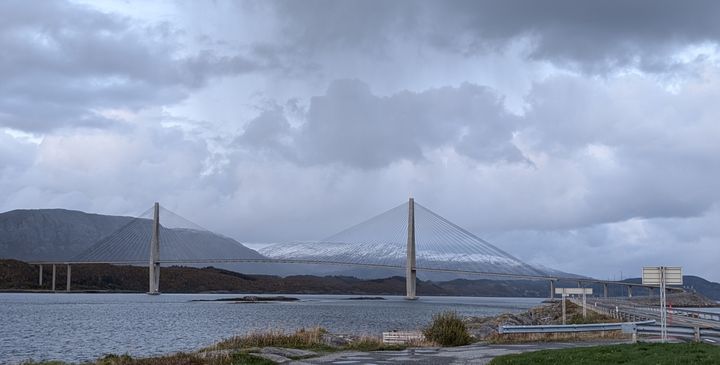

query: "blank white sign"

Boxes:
[555, 287, 593, 295]
[642, 266, 682, 285]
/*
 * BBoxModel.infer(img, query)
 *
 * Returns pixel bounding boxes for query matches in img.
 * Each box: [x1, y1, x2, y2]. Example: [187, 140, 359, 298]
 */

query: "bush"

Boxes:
[423, 311, 473, 346]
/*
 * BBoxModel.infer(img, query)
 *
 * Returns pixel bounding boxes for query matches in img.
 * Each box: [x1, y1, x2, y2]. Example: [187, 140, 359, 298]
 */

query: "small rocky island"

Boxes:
[193, 296, 300, 303]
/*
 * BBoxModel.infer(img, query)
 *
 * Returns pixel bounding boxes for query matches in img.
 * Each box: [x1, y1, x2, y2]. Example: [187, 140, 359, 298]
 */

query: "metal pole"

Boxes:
[405, 198, 417, 300]
[148, 202, 161, 295]
[628, 286, 633, 298]
[66, 264, 71, 292]
[52, 264, 56, 292]
[562, 293, 567, 325]
[603, 283, 608, 298]
[38, 265, 43, 286]
[661, 267, 667, 343]
[582, 289, 587, 318]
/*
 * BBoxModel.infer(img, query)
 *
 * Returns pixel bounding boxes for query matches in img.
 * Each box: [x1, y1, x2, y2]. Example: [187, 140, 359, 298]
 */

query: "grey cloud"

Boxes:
[271, 0, 720, 74]
[493, 205, 720, 281]
[238, 79, 525, 168]
[0, 0, 263, 132]
[236, 107, 292, 155]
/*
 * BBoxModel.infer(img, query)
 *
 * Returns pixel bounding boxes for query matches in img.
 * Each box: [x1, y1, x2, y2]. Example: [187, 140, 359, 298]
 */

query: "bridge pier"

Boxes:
[405, 198, 417, 300]
[549, 280, 555, 300]
[66, 264, 71, 292]
[38, 265, 43, 287]
[52, 264, 56, 292]
[148, 202, 161, 295]
[627, 285, 633, 298]
[603, 283, 608, 298]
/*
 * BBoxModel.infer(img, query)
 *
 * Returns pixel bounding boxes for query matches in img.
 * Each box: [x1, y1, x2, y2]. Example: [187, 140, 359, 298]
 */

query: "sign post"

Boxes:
[555, 287, 593, 324]
[642, 266, 682, 343]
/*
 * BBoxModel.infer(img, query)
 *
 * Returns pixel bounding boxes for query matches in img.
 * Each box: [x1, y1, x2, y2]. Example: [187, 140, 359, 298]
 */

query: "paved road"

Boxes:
[585, 298, 720, 329]
[298, 340, 631, 365]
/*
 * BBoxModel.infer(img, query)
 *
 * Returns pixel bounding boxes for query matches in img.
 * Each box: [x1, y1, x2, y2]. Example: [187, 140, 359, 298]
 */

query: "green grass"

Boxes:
[489, 343, 720, 365]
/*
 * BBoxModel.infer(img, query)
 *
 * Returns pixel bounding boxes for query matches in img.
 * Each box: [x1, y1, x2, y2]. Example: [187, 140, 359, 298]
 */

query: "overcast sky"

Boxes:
[2, 0, 719, 281]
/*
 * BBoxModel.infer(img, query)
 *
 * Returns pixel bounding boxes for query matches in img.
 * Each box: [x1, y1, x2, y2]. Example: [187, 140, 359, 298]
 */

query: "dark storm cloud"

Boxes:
[273, 0, 720, 73]
[239, 79, 525, 168]
[0, 0, 262, 132]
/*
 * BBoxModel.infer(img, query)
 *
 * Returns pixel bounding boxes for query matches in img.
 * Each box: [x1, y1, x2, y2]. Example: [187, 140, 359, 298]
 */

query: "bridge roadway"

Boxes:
[29, 257, 678, 294]
[579, 298, 720, 329]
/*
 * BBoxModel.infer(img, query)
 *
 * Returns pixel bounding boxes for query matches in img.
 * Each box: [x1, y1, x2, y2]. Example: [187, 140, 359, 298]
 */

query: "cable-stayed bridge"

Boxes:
[29, 199, 676, 298]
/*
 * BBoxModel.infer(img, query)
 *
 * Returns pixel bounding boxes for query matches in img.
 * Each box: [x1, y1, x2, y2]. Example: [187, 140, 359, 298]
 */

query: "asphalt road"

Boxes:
[298, 340, 631, 365]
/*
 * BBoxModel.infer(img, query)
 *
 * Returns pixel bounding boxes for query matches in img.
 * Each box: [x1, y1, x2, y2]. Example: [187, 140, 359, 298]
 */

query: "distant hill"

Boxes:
[616, 276, 720, 301]
[0, 259, 548, 296]
[0, 208, 269, 273]
[0, 209, 134, 260]
[4, 259, 718, 301]
[0, 208, 571, 280]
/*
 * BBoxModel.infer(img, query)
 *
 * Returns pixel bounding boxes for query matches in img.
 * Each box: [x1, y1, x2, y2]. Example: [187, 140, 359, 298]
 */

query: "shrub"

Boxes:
[423, 311, 473, 346]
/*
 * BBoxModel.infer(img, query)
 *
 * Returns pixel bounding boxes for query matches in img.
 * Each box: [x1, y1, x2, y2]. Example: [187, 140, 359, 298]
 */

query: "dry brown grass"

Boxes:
[210, 327, 330, 351]
[486, 330, 631, 344]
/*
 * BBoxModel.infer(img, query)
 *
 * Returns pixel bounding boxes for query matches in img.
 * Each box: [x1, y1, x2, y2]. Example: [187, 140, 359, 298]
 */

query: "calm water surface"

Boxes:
[0, 293, 542, 363]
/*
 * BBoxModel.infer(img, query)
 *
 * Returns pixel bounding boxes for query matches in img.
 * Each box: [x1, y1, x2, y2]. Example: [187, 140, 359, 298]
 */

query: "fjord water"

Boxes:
[1, 293, 542, 363]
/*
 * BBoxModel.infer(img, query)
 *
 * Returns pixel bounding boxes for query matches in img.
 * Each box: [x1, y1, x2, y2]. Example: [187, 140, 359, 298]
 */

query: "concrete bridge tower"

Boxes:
[406, 197, 417, 300]
[148, 202, 160, 295]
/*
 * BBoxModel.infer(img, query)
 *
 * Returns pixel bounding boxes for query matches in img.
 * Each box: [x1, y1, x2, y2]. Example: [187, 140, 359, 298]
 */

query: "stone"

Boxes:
[255, 352, 292, 363]
[321, 333, 350, 347]
[261, 346, 317, 358]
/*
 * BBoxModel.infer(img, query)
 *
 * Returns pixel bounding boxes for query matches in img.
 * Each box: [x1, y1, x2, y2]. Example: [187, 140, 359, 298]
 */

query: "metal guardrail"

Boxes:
[498, 320, 655, 334]
[667, 308, 720, 322]
[637, 325, 720, 343]
[577, 298, 720, 327]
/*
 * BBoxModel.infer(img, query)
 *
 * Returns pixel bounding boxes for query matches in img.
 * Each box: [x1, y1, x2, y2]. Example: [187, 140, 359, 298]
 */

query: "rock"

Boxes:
[321, 333, 350, 347]
[255, 353, 293, 363]
[464, 301, 614, 340]
[261, 347, 317, 358]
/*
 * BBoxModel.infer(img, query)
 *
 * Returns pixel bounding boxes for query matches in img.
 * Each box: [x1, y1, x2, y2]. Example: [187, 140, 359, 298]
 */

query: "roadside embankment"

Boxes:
[465, 300, 624, 343]
[622, 292, 719, 307]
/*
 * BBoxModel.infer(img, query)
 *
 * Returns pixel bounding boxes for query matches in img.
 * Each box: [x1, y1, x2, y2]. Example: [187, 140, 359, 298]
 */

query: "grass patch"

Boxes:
[423, 311, 473, 346]
[344, 336, 406, 352]
[210, 327, 408, 354]
[210, 327, 335, 352]
[486, 331, 629, 344]
[489, 343, 720, 365]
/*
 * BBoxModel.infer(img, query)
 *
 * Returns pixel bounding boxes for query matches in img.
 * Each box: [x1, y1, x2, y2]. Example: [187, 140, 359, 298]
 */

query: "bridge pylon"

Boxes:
[148, 202, 160, 295]
[406, 197, 417, 300]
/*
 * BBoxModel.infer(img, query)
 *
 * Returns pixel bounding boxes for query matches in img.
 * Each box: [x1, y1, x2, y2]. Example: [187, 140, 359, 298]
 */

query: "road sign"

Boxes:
[642, 267, 683, 285]
[555, 287, 593, 323]
[555, 288, 593, 295]
[642, 266, 682, 343]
